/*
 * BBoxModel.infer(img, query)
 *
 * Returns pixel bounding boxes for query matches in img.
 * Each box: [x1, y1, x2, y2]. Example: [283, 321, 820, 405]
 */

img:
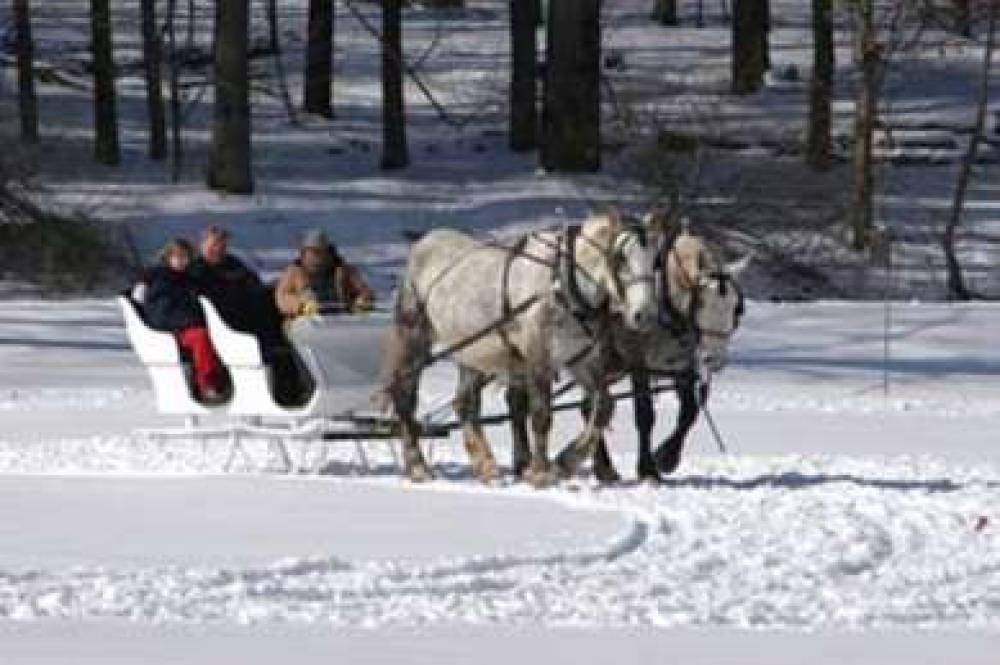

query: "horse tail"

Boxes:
[375, 270, 426, 412]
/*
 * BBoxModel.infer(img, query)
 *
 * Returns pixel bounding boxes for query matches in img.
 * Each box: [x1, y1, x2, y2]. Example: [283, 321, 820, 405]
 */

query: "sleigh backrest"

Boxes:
[118, 295, 219, 416]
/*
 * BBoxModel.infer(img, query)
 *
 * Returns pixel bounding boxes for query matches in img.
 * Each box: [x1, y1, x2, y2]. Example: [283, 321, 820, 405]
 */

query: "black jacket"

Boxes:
[144, 266, 204, 332]
[189, 254, 285, 348]
[189, 255, 264, 326]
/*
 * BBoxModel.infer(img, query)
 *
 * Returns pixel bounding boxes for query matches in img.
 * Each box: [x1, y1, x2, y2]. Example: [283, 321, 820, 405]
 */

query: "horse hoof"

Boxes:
[554, 452, 579, 480]
[594, 466, 622, 485]
[523, 467, 557, 489]
[511, 457, 530, 479]
[407, 464, 434, 483]
[475, 462, 500, 486]
[654, 449, 682, 476]
[639, 473, 663, 487]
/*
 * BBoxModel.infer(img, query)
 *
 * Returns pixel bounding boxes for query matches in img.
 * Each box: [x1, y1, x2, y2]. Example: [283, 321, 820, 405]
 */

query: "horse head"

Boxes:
[654, 223, 750, 371]
[575, 209, 658, 331]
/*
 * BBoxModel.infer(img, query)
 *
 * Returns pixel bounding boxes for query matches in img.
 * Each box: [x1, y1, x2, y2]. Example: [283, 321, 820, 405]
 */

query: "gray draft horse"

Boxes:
[380, 212, 658, 487]
[507, 219, 749, 483]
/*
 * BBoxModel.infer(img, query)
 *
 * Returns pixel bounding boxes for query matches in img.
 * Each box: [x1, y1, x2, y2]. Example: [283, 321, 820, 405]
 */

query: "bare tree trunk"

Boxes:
[90, 0, 121, 165]
[13, 0, 38, 144]
[381, 0, 409, 170]
[541, 0, 601, 172]
[849, 0, 878, 250]
[208, 0, 253, 193]
[653, 0, 678, 26]
[304, 0, 335, 118]
[167, 0, 183, 182]
[732, 0, 767, 94]
[266, 0, 299, 124]
[954, 0, 972, 38]
[187, 0, 196, 48]
[943, 0, 996, 300]
[141, 0, 167, 160]
[761, 0, 771, 70]
[510, 0, 538, 151]
[806, 0, 833, 170]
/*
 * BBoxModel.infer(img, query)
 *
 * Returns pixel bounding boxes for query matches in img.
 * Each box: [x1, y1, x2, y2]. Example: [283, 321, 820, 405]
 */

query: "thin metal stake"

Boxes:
[697, 386, 729, 455]
[883, 235, 893, 399]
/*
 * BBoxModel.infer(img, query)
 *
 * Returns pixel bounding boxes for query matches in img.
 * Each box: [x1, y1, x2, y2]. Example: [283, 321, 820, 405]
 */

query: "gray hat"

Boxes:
[301, 228, 329, 249]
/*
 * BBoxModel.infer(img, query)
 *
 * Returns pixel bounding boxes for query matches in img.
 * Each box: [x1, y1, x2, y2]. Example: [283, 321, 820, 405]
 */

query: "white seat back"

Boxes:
[199, 297, 318, 418]
[118, 296, 217, 416]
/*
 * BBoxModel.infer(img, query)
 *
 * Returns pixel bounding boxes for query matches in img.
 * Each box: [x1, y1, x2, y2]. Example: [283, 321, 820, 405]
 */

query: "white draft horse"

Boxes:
[380, 212, 659, 487]
[507, 216, 749, 483]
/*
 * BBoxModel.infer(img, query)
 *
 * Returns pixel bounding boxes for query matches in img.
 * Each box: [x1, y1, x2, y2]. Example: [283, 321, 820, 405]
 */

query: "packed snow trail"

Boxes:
[0, 448, 996, 629]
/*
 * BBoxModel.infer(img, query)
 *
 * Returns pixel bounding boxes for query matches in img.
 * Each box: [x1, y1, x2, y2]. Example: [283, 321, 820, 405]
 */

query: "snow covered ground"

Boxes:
[0, 297, 997, 661]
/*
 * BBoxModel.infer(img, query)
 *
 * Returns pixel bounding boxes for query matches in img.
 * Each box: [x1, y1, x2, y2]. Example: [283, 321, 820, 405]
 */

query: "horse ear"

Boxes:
[605, 206, 624, 228]
[726, 254, 752, 278]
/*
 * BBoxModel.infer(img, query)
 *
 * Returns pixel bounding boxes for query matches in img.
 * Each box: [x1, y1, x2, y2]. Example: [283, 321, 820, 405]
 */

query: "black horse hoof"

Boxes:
[593, 464, 622, 485]
[637, 467, 663, 486]
[553, 452, 577, 480]
[653, 446, 682, 476]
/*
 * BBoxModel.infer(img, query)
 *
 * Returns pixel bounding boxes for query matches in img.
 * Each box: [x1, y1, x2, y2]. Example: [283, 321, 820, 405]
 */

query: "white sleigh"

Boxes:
[119, 294, 444, 473]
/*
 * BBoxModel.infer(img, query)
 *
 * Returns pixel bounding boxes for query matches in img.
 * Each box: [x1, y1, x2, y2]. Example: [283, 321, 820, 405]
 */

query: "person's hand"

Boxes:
[299, 299, 320, 316]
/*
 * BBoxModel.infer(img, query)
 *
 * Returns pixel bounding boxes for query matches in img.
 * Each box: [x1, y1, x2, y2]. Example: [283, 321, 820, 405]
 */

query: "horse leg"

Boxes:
[524, 372, 556, 488]
[387, 323, 433, 482]
[555, 385, 612, 479]
[454, 366, 498, 484]
[632, 368, 662, 484]
[505, 383, 531, 478]
[585, 394, 621, 485]
[653, 373, 705, 476]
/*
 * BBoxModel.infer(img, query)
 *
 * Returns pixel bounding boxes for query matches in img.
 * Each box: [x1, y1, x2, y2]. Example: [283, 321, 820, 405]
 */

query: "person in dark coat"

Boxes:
[188, 225, 282, 342]
[189, 225, 302, 403]
[144, 239, 225, 403]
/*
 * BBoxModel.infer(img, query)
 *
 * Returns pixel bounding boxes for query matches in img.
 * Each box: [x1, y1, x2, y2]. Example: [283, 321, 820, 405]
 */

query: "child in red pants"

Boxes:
[144, 239, 226, 403]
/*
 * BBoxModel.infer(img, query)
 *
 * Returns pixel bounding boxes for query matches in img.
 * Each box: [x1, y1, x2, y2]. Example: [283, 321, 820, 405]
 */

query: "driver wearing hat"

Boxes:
[275, 228, 374, 319]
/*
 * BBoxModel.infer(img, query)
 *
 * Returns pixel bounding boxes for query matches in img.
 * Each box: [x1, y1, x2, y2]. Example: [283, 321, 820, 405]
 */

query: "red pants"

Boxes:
[175, 327, 224, 394]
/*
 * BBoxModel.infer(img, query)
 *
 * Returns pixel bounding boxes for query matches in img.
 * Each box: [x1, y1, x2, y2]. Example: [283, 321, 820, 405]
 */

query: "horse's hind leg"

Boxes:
[455, 366, 499, 484]
[385, 323, 433, 482]
[505, 384, 531, 478]
[592, 437, 621, 485]
[584, 394, 621, 485]
[632, 368, 662, 484]
[523, 372, 557, 488]
[653, 372, 704, 476]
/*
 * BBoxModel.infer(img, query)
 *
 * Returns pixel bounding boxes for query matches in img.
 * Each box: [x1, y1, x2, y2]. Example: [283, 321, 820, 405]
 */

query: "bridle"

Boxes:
[659, 240, 745, 346]
[559, 222, 651, 316]
[607, 222, 656, 305]
[690, 271, 746, 341]
[555, 221, 655, 368]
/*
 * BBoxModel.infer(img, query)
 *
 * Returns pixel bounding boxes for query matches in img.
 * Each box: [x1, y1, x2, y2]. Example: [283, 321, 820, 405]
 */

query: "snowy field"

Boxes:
[0, 298, 997, 661]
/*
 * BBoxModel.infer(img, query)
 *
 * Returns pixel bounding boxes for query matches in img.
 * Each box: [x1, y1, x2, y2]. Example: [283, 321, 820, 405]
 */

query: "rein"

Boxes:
[554, 222, 651, 369]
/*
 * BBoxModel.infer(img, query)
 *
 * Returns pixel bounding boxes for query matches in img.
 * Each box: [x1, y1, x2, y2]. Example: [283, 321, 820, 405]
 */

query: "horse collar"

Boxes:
[559, 225, 606, 319]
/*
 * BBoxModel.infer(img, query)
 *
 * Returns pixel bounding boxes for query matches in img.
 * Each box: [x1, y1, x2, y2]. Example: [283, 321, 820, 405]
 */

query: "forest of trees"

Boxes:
[6, 0, 996, 296]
